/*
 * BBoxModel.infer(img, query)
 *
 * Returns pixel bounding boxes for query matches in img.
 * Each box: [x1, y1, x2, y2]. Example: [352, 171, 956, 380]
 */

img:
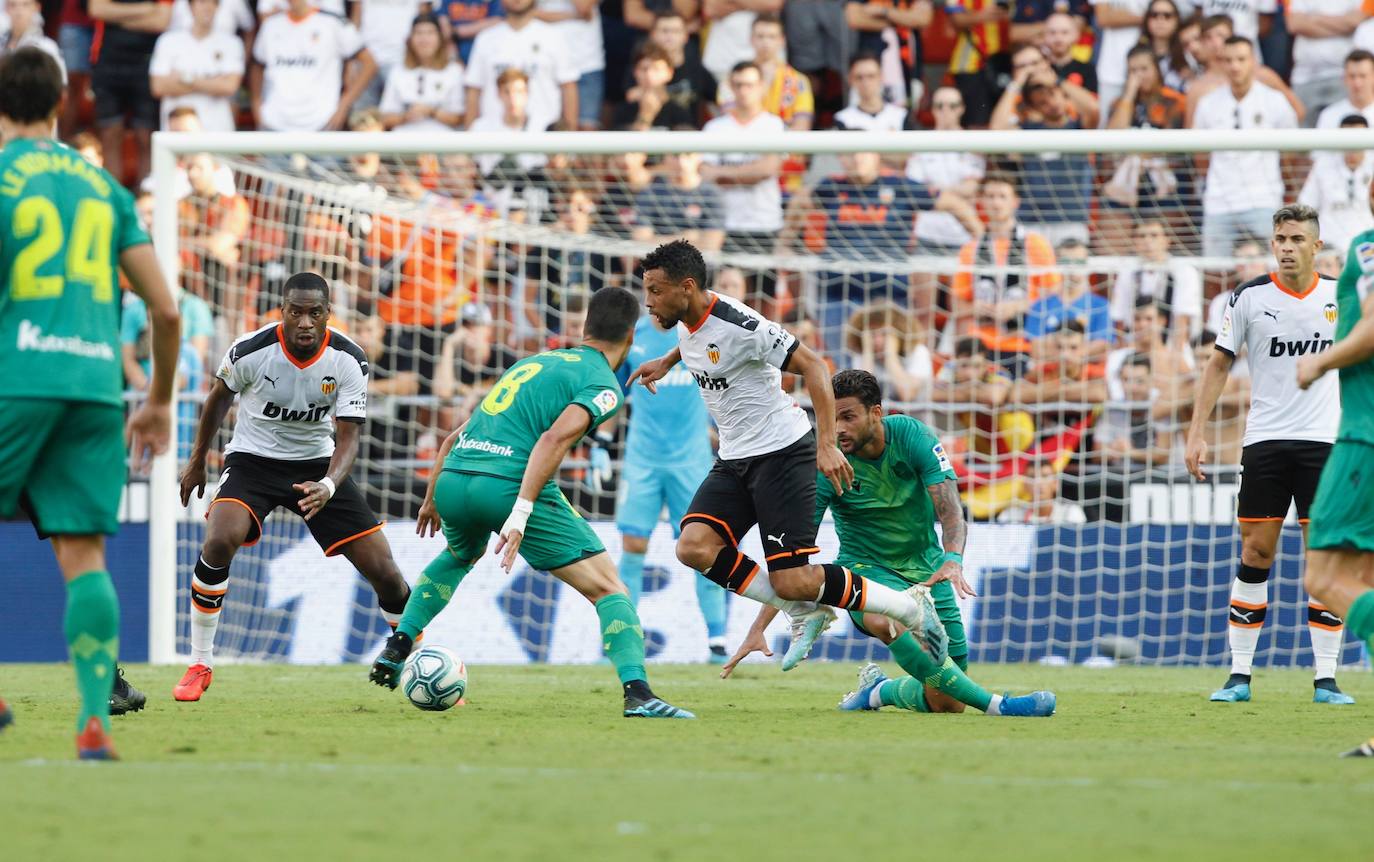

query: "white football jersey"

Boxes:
[676, 292, 811, 460]
[1216, 273, 1341, 446]
[253, 10, 365, 132]
[217, 324, 369, 460]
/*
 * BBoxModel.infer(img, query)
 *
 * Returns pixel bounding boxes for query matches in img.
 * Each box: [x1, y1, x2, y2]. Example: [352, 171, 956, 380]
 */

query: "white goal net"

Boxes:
[141, 128, 1374, 670]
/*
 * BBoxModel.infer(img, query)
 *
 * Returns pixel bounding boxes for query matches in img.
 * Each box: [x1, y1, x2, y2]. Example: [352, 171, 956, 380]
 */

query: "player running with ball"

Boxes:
[370, 287, 693, 719]
[177, 273, 412, 701]
[722, 370, 1056, 717]
[630, 241, 947, 660]
[1297, 191, 1374, 756]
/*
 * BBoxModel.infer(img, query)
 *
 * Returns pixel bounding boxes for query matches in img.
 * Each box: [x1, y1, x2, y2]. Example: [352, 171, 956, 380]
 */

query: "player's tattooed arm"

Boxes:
[927, 478, 977, 598]
[179, 379, 237, 506]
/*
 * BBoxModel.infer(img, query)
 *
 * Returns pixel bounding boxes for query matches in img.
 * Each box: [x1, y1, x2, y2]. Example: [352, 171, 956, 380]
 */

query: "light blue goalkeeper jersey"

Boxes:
[619, 316, 713, 468]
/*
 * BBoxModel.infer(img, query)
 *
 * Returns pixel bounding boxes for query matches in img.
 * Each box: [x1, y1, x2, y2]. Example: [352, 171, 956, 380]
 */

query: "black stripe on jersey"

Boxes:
[229, 326, 281, 363]
[1229, 274, 1273, 307]
[329, 329, 370, 376]
[781, 338, 801, 372]
[709, 299, 760, 331]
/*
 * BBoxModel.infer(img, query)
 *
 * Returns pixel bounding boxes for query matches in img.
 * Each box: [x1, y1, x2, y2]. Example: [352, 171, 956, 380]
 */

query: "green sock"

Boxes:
[595, 593, 647, 685]
[878, 677, 931, 712]
[398, 551, 472, 639]
[890, 633, 992, 712]
[64, 571, 119, 732]
[952, 653, 969, 673]
[1346, 590, 1374, 654]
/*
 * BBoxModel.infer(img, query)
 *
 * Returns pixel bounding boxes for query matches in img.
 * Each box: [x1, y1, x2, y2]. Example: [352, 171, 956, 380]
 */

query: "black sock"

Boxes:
[1315, 677, 1340, 692]
[816, 563, 864, 610]
[1225, 672, 1252, 687]
[378, 584, 409, 617]
[624, 679, 653, 701]
[703, 547, 761, 593]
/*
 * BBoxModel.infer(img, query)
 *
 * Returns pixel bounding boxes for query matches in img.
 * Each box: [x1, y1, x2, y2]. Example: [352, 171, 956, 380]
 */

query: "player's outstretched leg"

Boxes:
[372, 548, 474, 689]
[551, 554, 694, 718]
[337, 529, 413, 638]
[177, 500, 257, 702]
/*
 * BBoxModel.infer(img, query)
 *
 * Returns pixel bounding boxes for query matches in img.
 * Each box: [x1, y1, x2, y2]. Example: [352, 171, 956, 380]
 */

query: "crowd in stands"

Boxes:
[18, 0, 1371, 523]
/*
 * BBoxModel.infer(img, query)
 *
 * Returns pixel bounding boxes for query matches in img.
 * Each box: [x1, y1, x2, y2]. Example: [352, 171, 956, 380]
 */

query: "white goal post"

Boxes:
[144, 127, 1374, 668]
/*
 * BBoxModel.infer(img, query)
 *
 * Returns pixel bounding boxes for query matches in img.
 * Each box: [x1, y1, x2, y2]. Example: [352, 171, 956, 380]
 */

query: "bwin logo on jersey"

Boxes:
[320, 376, 337, 396]
[263, 401, 330, 421]
[1324, 303, 1338, 324]
[1268, 333, 1334, 357]
[691, 371, 728, 391]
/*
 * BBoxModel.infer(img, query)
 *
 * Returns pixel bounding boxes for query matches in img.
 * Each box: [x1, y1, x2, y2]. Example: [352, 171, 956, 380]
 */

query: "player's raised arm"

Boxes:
[494, 404, 596, 570]
[121, 241, 182, 471]
[788, 341, 853, 494]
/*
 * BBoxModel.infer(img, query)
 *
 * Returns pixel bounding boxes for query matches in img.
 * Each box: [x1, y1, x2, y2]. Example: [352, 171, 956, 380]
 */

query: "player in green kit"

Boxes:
[1297, 211, 1374, 756]
[0, 48, 180, 758]
[370, 287, 693, 718]
[723, 371, 1056, 717]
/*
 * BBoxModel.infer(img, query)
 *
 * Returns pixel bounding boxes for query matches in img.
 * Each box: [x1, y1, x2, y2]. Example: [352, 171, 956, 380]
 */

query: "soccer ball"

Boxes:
[399, 645, 467, 711]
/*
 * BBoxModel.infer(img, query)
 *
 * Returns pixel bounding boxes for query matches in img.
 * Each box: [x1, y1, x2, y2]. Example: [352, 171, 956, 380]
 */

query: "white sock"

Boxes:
[738, 569, 814, 616]
[190, 560, 228, 668]
[985, 694, 1004, 716]
[1309, 602, 1344, 681]
[854, 578, 922, 630]
[1227, 578, 1267, 676]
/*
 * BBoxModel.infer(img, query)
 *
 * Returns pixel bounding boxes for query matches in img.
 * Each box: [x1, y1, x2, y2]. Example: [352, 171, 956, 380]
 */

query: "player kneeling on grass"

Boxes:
[370, 286, 693, 719]
[723, 371, 1056, 717]
[177, 273, 412, 702]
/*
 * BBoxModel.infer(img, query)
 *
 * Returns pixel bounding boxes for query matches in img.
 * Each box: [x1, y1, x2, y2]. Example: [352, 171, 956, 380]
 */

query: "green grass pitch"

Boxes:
[2, 662, 1372, 860]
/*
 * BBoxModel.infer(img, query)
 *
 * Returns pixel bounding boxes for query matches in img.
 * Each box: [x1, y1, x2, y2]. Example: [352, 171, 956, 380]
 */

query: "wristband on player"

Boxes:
[318, 476, 337, 500]
[503, 497, 535, 537]
[942, 551, 963, 566]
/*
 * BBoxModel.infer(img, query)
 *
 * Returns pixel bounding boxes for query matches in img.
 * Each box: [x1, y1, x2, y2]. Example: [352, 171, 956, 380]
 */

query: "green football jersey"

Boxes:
[0, 138, 148, 407]
[447, 345, 623, 481]
[814, 414, 957, 578]
[1335, 232, 1374, 446]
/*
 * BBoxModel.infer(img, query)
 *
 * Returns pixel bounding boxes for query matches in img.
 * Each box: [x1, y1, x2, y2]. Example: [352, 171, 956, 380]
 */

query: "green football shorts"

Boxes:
[845, 560, 969, 660]
[1308, 440, 1374, 552]
[435, 469, 606, 571]
[0, 398, 126, 536]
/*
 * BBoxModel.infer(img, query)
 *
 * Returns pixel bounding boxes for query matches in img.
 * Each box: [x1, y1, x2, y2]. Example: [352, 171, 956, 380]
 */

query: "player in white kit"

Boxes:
[629, 240, 948, 660]
[1185, 205, 1353, 705]
[174, 273, 411, 701]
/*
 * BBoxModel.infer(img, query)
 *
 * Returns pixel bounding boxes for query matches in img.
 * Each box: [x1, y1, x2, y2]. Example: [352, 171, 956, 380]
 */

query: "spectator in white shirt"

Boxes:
[1299, 113, 1374, 258]
[1110, 217, 1203, 347]
[0, 0, 65, 78]
[150, 0, 244, 132]
[700, 0, 782, 83]
[1192, 36, 1298, 259]
[1286, 0, 1364, 120]
[1316, 49, 1374, 129]
[1196, 0, 1274, 48]
[1186, 14, 1304, 124]
[463, 0, 578, 130]
[470, 67, 550, 177]
[258, 0, 344, 17]
[833, 52, 910, 131]
[534, 0, 603, 129]
[700, 60, 785, 253]
[251, 0, 377, 131]
[165, 106, 239, 198]
[1093, 0, 1149, 124]
[352, 0, 429, 109]
[906, 85, 983, 255]
[379, 12, 464, 131]
[169, 0, 252, 37]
